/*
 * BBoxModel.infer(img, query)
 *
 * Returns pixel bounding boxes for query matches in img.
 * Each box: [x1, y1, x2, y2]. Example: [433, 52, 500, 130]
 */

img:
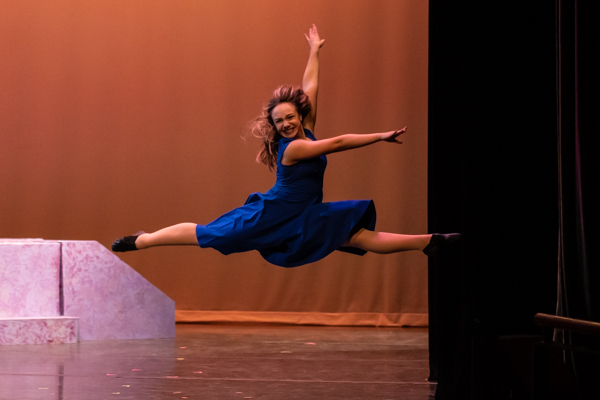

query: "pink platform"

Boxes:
[0, 317, 78, 345]
[0, 239, 175, 345]
[0, 240, 61, 318]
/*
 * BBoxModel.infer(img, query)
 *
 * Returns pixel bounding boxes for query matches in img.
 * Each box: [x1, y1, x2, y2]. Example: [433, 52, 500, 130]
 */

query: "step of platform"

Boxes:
[0, 240, 61, 318]
[0, 317, 79, 345]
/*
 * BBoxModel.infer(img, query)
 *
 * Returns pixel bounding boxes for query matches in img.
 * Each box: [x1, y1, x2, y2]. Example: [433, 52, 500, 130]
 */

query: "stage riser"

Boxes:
[0, 240, 175, 344]
[61, 241, 175, 341]
[0, 241, 61, 318]
[0, 317, 79, 345]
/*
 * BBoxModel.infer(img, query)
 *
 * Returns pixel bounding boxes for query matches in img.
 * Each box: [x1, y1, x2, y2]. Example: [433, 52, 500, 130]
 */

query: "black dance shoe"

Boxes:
[112, 231, 145, 252]
[423, 233, 461, 256]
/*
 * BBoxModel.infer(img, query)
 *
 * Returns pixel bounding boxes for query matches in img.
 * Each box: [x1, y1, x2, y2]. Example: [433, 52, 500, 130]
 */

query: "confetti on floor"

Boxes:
[1, 322, 433, 399]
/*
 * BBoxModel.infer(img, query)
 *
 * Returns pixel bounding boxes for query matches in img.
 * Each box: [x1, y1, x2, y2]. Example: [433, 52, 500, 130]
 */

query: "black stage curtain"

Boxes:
[429, 2, 559, 399]
[555, 0, 600, 397]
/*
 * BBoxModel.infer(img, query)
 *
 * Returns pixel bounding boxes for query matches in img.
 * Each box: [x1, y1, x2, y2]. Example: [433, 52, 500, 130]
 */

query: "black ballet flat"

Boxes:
[423, 233, 461, 256]
[112, 231, 145, 252]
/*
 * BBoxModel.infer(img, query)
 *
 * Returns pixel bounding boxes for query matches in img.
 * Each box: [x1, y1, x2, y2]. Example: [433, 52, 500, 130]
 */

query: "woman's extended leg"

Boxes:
[135, 223, 198, 249]
[343, 229, 432, 254]
[113, 223, 198, 252]
[343, 229, 461, 255]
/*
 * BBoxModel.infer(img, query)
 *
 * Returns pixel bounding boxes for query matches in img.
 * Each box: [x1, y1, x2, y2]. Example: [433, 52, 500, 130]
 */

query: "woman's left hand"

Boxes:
[305, 24, 325, 50]
[381, 127, 407, 143]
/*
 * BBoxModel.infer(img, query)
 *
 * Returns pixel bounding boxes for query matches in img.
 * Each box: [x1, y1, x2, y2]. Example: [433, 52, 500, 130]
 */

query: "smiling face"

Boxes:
[271, 102, 303, 139]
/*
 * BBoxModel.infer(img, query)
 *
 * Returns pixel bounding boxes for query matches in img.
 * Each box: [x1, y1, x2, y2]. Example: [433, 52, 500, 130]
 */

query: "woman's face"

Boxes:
[271, 102, 303, 139]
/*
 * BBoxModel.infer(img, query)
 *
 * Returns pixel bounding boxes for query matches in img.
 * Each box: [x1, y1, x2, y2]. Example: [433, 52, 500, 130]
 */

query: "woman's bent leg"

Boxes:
[343, 228, 432, 254]
[135, 223, 199, 249]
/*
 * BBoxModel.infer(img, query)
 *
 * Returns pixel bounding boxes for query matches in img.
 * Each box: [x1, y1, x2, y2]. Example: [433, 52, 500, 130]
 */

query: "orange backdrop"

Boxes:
[0, 0, 429, 326]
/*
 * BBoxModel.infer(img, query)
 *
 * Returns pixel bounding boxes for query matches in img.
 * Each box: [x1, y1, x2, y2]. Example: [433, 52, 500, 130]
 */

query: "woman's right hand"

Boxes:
[305, 24, 325, 51]
[381, 127, 407, 143]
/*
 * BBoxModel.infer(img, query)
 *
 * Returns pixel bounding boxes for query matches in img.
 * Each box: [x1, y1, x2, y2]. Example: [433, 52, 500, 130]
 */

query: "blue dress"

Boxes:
[195, 129, 376, 268]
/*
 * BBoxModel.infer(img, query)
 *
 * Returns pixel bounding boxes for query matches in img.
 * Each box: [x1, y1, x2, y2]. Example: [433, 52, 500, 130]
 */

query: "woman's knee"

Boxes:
[343, 228, 371, 250]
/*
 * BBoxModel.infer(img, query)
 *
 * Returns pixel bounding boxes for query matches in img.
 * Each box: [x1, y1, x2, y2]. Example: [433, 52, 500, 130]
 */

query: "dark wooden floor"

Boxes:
[0, 323, 435, 399]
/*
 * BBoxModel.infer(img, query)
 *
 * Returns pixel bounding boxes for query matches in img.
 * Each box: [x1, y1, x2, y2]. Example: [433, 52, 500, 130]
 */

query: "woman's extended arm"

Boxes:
[302, 24, 325, 132]
[281, 127, 407, 166]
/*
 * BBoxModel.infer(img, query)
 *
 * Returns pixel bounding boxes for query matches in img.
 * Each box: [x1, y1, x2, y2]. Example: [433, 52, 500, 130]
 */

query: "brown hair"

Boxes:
[251, 85, 311, 171]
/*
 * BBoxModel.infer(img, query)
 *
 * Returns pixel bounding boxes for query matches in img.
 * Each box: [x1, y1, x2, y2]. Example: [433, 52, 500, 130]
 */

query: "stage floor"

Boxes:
[0, 323, 435, 399]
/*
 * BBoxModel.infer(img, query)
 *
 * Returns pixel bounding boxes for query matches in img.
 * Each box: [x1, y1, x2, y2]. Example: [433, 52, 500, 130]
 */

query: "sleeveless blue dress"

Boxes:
[195, 129, 376, 268]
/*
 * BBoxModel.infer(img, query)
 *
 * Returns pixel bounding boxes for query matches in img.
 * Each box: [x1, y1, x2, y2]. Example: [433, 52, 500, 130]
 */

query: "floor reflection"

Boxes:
[0, 324, 435, 399]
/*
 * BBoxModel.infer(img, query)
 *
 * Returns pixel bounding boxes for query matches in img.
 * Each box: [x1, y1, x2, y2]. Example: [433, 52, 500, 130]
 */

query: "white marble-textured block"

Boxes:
[61, 241, 175, 341]
[0, 241, 60, 318]
[0, 317, 78, 345]
[0, 239, 44, 242]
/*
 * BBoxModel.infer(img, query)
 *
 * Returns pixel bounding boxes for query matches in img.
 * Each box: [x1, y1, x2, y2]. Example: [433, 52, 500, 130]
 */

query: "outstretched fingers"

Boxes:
[382, 126, 407, 143]
[305, 24, 325, 49]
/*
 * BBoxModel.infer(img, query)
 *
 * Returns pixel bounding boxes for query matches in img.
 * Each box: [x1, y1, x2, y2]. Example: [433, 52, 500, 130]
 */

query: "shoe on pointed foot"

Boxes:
[112, 231, 145, 252]
[423, 233, 461, 256]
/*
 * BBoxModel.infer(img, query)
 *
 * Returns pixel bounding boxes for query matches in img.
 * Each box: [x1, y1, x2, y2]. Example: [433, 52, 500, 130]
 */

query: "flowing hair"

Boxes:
[251, 85, 311, 171]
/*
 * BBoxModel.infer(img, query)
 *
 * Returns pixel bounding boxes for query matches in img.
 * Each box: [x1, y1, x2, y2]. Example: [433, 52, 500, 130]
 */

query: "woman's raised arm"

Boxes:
[301, 24, 325, 133]
[281, 127, 407, 166]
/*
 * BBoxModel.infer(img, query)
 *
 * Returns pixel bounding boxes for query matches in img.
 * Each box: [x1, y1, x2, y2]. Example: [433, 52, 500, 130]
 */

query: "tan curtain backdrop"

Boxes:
[0, 0, 428, 326]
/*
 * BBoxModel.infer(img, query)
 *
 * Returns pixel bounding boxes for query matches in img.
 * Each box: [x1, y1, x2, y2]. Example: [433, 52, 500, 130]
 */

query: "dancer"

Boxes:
[112, 24, 460, 267]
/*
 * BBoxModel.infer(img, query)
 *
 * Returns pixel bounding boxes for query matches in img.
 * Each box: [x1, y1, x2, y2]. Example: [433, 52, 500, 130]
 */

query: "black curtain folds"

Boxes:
[556, 0, 600, 327]
[555, 0, 600, 395]
[429, 0, 599, 398]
